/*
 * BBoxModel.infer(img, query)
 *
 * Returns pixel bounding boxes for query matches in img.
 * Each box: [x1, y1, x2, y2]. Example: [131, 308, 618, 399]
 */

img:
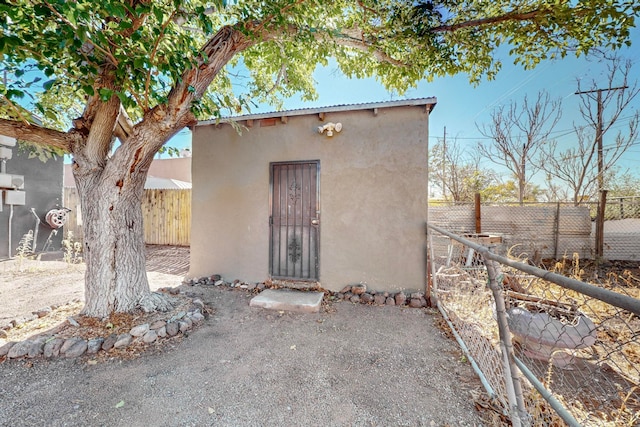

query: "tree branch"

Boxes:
[144, 11, 178, 110]
[0, 118, 78, 152]
[114, 105, 135, 141]
[430, 9, 542, 33]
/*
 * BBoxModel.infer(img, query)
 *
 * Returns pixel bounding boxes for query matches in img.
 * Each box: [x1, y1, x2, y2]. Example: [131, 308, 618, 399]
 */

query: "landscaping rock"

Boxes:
[143, 330, 158, 343]
[351, 283, 367, 295]
[33, 306, 53, 318]
[394, 292, 407, 306]
[87, 338, 105, 354]
[130, 323, 150, 337]
[7, 341, 30, 359]
[102, 334, 118, 351]
[0, 329, 7, 339]
[349, 295, 361, 304]
[343, 292, 353, 301]
[166, 321, 180, 337]
[374, 294, 387, 305]
[360, 293, 374, 304]
[64, 339, 88, 358]
[409, 298, 425, 308]
[113, 333, 133, 349]
[43, 338, 65, 358]
[179, 320, 191, 333]
[170, 311, 186, 322]
[339, 285, 352, 294]
[385, 297, 396, 306]
[214, 280, 225, 286]
[60, 337, 84, 354]
[27, 338, 47, 358]
[156, 326, 167, 338]
[150, 320, 166, 330]
[189, 312, 205, 325]
[67, 317, 80, 327]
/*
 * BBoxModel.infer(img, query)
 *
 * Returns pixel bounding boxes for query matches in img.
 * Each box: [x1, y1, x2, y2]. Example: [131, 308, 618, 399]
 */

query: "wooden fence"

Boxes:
[63, 188, 191, 246]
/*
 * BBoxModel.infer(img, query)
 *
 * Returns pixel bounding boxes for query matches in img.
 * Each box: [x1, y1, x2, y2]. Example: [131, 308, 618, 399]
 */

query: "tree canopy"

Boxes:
[2, 0, 639, 143]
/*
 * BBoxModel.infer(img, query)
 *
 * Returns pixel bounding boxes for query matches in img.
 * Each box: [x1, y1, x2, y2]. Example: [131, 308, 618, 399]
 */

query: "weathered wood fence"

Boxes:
[63, 188, 191, 246]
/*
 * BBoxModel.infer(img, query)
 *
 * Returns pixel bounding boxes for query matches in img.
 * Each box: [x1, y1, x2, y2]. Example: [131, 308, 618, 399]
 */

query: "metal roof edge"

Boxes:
[196, 97, 437, 127]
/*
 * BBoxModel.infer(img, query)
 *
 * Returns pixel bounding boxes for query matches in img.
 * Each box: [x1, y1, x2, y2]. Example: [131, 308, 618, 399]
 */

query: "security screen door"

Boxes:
[269, 161, 320, 280]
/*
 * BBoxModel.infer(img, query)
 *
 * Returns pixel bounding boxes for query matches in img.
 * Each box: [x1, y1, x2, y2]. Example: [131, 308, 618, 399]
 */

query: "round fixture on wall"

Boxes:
[317, 122, 342, 137]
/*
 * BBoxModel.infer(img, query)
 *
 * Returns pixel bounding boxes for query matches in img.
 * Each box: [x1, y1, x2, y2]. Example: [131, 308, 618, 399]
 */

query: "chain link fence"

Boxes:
[429, 199, 640, 262]
[427, 223, 640, 426]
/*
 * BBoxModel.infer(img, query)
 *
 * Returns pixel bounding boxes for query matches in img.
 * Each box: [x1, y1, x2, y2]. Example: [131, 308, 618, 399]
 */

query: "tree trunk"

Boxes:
[77, 167, 150, 317]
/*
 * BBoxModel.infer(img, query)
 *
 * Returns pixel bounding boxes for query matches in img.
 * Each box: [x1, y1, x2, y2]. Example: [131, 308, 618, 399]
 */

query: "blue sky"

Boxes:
[169, 26, 640, 181]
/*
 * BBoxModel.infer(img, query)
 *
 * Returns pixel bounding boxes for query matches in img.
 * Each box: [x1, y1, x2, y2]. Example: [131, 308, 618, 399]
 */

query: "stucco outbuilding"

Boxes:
[190, 98, 436, 294]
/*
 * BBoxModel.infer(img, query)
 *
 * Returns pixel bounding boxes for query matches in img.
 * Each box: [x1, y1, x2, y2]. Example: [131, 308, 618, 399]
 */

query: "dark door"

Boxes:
[270, 161, 320, 280]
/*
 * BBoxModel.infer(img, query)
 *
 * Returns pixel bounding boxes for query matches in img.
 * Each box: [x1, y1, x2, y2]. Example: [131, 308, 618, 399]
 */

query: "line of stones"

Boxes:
[189, 276, 429, 308]
[0, 298, 206, 361]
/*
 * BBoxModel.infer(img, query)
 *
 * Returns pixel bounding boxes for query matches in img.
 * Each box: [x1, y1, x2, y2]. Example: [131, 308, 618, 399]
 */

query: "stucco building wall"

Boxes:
[191, 100, 432, 293]
[0, 150, 63, 258]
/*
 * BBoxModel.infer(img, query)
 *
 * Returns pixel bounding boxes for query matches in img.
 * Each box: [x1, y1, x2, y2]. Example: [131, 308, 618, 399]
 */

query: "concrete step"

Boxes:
[249, 289, 324, 313]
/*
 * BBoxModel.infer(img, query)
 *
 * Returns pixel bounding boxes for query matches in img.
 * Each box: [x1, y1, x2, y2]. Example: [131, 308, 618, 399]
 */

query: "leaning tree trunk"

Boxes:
[74, 137, 175, 318]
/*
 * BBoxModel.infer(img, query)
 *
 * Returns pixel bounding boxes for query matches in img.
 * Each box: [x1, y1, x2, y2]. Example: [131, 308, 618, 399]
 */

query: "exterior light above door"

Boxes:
[317, 122, 342, 137]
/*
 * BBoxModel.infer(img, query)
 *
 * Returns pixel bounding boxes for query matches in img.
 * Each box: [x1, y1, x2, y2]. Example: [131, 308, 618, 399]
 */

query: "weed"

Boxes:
[14, 230, 34, 271]
[62, 231, 83, 264]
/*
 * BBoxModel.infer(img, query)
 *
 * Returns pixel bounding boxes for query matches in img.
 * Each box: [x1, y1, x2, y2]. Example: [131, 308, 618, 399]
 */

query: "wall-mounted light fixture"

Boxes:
[317, 122, 342, 137]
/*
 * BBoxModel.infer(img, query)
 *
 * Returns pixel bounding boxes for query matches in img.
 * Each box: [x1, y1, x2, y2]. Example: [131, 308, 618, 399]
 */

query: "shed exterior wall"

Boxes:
[191, 105, 429, 293]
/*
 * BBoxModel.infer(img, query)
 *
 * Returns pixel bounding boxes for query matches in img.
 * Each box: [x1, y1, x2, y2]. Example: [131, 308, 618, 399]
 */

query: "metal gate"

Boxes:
[269, 161, 320, 280]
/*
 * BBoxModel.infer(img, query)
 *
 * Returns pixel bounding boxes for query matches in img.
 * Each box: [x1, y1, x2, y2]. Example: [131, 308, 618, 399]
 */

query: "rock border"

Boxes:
[1, 277, 429, 362]
[187, 276, 429, 309]
[0, 294, 206, 362]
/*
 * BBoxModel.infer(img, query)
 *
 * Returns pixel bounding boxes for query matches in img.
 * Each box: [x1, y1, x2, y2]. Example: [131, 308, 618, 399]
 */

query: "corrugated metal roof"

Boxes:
[144, 176, 192, 190]
[197, 97, 437, 126]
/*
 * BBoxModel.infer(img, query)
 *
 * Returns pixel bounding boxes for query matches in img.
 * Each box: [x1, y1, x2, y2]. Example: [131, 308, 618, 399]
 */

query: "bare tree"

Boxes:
[540, 57, 640, 204]
[477, 91, 562, 204]
[429, 138, 498, 202]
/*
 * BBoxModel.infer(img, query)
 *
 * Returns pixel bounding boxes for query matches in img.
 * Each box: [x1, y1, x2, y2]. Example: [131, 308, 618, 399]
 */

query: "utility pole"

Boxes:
[574, 85, 627, 261]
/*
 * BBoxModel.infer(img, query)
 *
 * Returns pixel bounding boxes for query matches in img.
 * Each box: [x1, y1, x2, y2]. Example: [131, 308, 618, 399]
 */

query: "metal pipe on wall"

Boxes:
[31, 208, 40, 253]
[8, 204, 13, 258]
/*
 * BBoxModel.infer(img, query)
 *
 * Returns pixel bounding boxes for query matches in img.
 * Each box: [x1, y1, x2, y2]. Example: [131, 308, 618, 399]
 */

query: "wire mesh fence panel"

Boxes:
[430, 234, 511, 414]
[429, 200, 640, 262]
[428, 225, 640, 426]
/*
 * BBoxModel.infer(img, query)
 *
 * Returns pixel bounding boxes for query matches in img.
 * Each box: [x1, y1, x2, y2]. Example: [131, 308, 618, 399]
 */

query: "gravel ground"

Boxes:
[0, 287, 486, 426]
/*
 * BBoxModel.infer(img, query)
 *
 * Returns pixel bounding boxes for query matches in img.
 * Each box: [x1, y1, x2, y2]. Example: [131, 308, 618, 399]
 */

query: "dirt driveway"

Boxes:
[0, 249, 486, 426]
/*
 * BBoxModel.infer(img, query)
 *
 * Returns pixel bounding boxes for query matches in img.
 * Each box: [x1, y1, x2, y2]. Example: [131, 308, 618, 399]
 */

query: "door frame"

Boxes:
[269, 160, 321, 281]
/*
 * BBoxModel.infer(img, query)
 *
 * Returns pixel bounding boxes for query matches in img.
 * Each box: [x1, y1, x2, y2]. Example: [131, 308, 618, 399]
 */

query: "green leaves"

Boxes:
[1, 0, 638, 131]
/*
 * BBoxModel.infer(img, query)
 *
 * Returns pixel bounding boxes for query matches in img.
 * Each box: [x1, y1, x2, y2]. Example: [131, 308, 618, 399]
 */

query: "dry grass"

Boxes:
[434, 251, 640, 426]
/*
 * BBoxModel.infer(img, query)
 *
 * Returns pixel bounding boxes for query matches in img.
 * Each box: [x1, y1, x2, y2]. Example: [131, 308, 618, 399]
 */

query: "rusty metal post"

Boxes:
[595, 190, 607, 262]
[475, 192, 481, 234]
[553, 202, 560, 259]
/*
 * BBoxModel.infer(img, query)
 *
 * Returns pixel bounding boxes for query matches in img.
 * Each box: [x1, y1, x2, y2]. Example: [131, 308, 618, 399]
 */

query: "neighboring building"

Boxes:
[62, 156, 192, 245]
[64, 156, 192, 189]
[190, 98, 435, 294]
[0, 136, 64, 258]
